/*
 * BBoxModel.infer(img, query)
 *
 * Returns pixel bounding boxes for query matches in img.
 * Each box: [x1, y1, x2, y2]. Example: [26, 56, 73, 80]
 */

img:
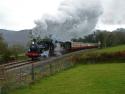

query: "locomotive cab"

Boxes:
[37, 40, 55, 57]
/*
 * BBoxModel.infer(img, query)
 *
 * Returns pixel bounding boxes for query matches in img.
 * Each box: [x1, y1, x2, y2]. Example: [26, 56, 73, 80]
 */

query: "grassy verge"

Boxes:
[96, 45, 125, 53]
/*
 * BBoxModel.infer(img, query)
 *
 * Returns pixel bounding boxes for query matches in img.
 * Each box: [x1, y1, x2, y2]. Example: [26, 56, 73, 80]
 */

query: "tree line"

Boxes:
[72, 28, 125, 48]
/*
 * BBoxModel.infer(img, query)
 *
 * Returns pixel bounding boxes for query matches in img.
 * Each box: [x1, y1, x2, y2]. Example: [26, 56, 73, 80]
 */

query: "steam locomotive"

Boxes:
[26, 39, 55, 60]
[26, 40, 98, 60]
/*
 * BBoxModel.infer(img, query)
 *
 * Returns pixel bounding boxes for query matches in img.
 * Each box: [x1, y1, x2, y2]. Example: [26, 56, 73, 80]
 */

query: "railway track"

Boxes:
[0, 49, 97, 70]
[0, 59, 33, 70]
[0, 57, 54, 70]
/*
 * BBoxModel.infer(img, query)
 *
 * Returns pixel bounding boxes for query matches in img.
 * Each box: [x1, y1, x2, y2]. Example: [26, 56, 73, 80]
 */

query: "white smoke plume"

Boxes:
[32, 0, 102, 41]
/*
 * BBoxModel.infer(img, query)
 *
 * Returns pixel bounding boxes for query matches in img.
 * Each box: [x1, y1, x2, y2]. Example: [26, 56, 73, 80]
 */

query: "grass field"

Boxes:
[10, 63, 125, 94]
[97, 45, 125, 53]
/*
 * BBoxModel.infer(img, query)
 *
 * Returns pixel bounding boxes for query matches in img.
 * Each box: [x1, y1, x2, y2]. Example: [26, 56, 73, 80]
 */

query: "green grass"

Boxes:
[10, 63, 125, 94]
[75, 45, 125, 58]
[97, 45, 125, 53]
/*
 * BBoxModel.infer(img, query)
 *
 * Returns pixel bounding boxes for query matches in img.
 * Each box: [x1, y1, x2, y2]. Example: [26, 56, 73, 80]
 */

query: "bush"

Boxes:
[83, 51, 125, 64]
[0, 85, 9, 94]
[67, 51, 125, 65]
[68, 55, 81, 64]
[1, 50, 12, 64]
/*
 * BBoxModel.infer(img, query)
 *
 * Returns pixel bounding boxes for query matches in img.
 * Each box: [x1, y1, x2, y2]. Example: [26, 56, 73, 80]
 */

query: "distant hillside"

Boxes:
[0, 29, 32, 46]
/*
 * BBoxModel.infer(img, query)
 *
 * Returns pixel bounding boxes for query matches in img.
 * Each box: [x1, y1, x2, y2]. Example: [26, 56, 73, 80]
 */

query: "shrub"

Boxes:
[68, 55, 81, 64]
[1, 50, 12, 63]
[71, 51, 125, 65]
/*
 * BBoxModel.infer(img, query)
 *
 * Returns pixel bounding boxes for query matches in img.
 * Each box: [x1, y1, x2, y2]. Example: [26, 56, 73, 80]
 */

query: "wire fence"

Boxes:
[0, 55, 76, 94]
[0, 49, 94, 94]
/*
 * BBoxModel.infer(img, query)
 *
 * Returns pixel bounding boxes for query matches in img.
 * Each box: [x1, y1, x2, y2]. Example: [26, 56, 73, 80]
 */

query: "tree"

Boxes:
[0, 33, 12, 63]
[71, 28, 125, 48]
[0, 33, 8, 55]
[9, 44, 25, 59]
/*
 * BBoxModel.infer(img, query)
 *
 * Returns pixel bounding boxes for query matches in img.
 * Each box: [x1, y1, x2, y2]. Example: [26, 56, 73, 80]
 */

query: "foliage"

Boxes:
[0, 34, 26, 64]
[9, 44, 25, 58]
[72, 28, 125, 48]
[84, 51, 125, 62]
[68, 55, 81, 64]
[0, 33, 10, 63]
[1, 49, 13, 63]
[0, 33, 8, 55]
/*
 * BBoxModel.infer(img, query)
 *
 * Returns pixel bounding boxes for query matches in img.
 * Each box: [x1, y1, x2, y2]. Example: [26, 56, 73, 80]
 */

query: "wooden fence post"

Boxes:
[49, 64, 53, 75]
[0, 65, 8, 94]
[31, 63, 35, 81]
[0, 65, 6, 81]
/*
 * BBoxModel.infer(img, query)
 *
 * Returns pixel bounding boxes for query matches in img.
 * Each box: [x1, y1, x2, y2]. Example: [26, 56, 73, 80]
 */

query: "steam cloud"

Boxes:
[32, 0, 102, 41]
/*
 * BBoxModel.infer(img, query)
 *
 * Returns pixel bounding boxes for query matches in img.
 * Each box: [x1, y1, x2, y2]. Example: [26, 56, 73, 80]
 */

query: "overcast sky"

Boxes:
[96, 0, 125, 31]
[0, 0, 125, 31]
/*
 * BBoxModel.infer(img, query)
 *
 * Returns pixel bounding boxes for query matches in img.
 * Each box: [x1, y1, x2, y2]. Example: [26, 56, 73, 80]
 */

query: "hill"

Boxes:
[0, 29, 31, 46]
